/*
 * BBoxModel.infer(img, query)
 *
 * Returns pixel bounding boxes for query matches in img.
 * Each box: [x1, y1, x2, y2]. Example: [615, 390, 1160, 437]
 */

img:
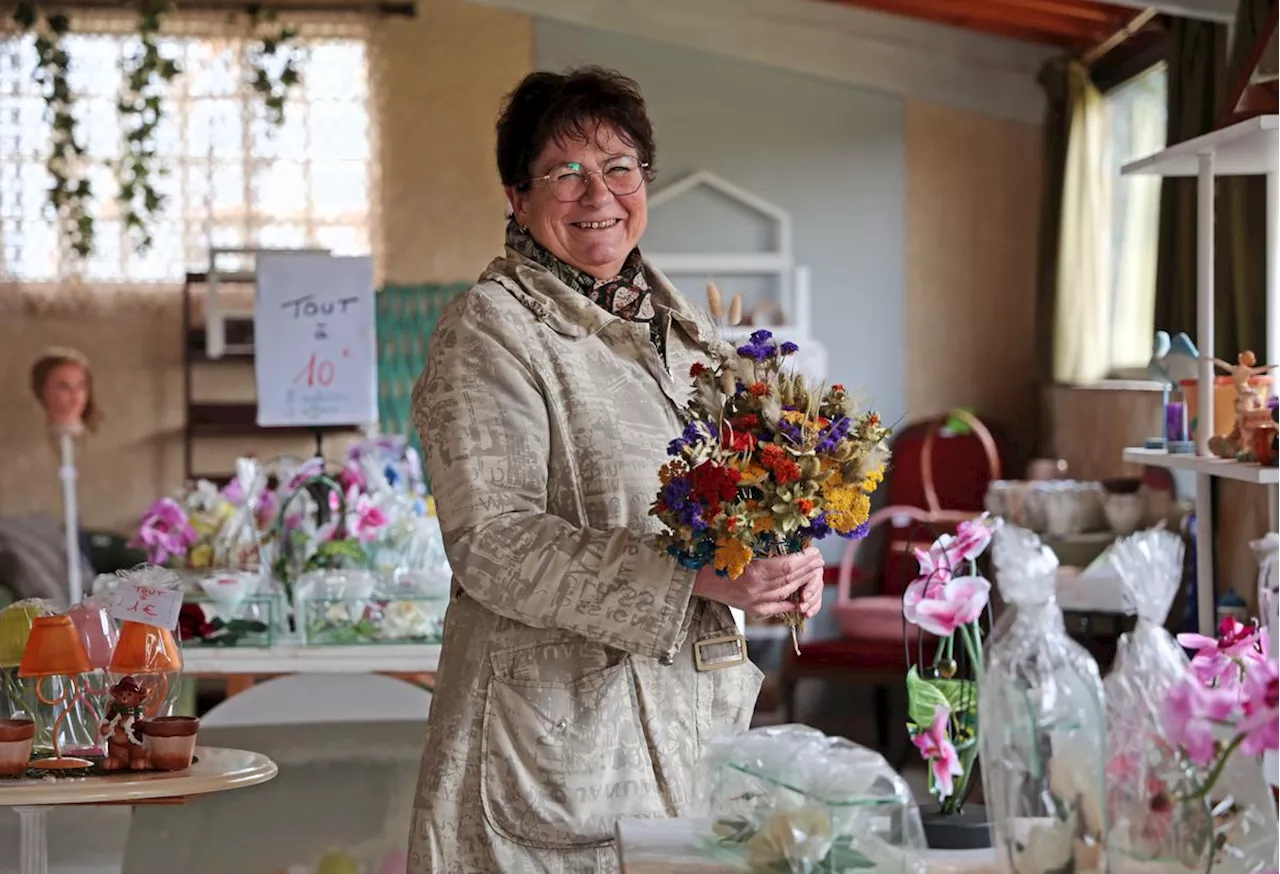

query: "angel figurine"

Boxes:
[1209, 351, 1278, 460]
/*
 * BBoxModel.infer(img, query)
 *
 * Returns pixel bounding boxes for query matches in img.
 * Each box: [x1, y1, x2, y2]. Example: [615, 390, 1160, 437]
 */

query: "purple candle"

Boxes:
[1165, 400, 1187, 443]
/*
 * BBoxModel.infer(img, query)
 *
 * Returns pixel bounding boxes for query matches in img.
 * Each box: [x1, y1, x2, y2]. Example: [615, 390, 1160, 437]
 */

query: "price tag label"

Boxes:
[109, 583, 183, 631]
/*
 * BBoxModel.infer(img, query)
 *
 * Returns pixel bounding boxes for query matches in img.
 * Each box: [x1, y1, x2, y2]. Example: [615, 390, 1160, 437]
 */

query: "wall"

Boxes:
[535, 19, 909, 430]
[903, 100, 1042, 459]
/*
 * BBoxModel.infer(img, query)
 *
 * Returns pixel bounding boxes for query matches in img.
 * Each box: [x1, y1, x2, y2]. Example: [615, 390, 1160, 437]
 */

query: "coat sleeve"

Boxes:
[412, 288, 697, 660]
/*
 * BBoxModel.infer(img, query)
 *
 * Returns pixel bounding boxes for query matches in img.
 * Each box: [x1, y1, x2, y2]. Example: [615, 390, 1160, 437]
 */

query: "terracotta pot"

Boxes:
[139, 716, 199, 771]
[0, 718, 35, 776]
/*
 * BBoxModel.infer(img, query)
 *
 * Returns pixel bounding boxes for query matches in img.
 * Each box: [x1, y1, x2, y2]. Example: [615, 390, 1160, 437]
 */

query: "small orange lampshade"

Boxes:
[108, 621, 183, 674]
[18, 616, 93, 678]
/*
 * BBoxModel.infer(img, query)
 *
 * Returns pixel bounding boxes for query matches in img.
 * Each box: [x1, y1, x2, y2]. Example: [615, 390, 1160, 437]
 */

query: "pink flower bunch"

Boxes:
[129, 497, 199, 565]
[1177, 617, 1269, 694]
[1162, 620, 1278, 780]
[913, 705, 965, 799]
[903, 514, 997, 637]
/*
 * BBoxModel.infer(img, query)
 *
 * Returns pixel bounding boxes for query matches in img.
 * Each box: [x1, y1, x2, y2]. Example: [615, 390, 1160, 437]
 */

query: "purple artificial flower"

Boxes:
[130, 497, 199, 565]
[220, 479, 245, 504]
[662, 477, 692, 510]
[816, 416, 852, 453]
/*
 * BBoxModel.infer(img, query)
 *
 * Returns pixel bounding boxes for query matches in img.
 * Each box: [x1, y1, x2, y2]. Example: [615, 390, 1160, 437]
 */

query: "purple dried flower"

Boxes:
[736, 342, 774, 362]
[749, 329, 774, 344]
[780, 341, 799, 356]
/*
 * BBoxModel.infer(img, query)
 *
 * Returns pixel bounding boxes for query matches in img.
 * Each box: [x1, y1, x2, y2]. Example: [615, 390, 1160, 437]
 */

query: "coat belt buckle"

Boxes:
[693, 632, 748, 672]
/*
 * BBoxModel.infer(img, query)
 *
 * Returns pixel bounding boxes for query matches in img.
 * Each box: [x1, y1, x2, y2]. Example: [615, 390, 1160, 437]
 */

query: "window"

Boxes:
[0, 28, 373, 282]
[1102, 62, 1167, 374]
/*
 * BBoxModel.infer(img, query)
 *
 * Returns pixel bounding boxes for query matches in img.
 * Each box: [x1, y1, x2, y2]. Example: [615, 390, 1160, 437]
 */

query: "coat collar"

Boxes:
[481, 247, 730, 357]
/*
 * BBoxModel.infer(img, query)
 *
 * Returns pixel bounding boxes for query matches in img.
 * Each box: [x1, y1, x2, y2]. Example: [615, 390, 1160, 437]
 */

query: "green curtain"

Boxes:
[375, 283, 469, 475]
[1035, 56, 1073, 387]
[1152, 19, 1226, 348]
[1216, 0, 1273, 361]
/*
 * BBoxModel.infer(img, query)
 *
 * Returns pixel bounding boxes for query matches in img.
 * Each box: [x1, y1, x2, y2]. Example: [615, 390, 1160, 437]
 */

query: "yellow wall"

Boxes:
[904, 100, 1042, 457]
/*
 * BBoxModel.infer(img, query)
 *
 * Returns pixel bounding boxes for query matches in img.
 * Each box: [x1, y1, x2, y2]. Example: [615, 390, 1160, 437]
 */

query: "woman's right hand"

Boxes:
[692, 547, 826, 619]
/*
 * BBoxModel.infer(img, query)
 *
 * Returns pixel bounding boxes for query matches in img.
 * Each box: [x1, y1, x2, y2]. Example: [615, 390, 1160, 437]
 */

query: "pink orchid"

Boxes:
[913, 705, 964, 799]
[347, 491, 390, 543]
[338, 462, 368, 494]
[1237, 658, 1279, 757]
[1163, 672, 1240, 766]
[129, 497, 199, 565]
[220, 478, 245, 504]
[903, 574, 991, 637]
[1178, 617, 1268, 691]
[912, 513, 996, 579]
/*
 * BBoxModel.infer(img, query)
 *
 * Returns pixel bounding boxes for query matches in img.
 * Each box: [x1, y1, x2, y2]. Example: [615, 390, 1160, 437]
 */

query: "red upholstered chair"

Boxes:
[778, 410, 1005, 755]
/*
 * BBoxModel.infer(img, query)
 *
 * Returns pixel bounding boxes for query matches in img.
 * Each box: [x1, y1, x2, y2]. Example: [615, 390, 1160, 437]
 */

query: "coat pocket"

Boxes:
[480, 655, 669, 849]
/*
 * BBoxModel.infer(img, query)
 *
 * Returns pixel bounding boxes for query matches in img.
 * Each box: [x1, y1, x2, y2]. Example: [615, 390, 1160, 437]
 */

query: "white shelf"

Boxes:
[1123, 448, 1280, 484]
[183, 642, 441, 675]
[1121, 115, 1278, 177]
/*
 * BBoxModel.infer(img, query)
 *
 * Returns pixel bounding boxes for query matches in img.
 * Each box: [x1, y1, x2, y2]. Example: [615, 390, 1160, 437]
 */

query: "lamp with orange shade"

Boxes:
[17, 615, 99, 769]
[107, 620, 184, 720]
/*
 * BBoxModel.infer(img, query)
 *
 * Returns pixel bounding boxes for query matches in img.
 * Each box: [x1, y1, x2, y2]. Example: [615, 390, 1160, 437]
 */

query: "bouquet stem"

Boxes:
[784, 594, 805, 656]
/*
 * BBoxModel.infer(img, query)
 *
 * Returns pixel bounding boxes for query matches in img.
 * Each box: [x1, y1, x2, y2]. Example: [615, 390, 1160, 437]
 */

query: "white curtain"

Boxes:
[1053, 61, 1113, 384]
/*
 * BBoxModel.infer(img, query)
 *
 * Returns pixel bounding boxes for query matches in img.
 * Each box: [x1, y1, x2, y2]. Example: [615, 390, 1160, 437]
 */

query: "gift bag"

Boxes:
[980, 525, 1108, 874]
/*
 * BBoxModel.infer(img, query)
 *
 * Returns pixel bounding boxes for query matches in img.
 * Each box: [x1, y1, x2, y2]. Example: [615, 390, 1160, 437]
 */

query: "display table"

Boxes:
[183, 641, 441, 696]
[0, 746, 277, 874]
[616, 818, 1004, 874]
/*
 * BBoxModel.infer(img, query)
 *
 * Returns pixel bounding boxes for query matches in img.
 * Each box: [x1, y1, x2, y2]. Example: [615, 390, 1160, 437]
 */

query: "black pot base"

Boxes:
[921, 803, 993, 850]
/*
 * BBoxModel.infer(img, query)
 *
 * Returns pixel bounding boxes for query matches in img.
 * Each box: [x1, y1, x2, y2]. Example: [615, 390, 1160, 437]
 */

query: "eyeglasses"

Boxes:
[526, 156, 651, 203]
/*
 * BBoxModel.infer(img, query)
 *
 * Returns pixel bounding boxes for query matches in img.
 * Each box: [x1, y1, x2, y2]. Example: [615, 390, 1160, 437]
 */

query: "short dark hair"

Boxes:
[496, 66, 656, 191]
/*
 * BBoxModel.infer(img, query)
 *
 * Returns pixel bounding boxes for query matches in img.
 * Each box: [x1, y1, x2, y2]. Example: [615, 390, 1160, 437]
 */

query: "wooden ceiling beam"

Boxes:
[827, 0, 1115, 47]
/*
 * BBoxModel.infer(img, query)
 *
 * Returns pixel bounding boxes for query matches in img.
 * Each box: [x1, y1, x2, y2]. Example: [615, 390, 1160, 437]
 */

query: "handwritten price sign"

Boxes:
[109, 583, 183, 631]
[254, 252, 378, 428]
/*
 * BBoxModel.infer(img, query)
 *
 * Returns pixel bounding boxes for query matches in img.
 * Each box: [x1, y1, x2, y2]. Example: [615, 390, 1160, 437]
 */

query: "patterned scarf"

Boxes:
[506, 220, 667, 362]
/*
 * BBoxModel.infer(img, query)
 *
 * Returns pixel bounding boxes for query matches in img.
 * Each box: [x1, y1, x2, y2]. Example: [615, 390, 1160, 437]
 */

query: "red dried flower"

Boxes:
[749, 382, 769, 397]
[689, 463, 741, 512]
[690, 362, 709, 377]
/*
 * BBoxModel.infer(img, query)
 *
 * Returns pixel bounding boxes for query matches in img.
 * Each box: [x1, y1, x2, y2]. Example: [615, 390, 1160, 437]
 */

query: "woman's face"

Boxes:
[41, 362, 89, 428]
[508, 121, 648, 280]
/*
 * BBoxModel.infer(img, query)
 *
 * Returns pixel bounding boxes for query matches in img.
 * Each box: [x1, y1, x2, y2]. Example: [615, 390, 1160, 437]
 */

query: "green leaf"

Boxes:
[905, 665, 951, 729]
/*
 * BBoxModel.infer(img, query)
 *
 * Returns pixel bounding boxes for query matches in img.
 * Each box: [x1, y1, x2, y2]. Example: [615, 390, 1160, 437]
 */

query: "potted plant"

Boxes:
[902, 513, 997, 849]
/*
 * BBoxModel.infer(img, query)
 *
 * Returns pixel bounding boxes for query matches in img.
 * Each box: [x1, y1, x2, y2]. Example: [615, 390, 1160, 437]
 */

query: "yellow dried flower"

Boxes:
[714, 538, 752, 579]
[860, 465, 885, 492]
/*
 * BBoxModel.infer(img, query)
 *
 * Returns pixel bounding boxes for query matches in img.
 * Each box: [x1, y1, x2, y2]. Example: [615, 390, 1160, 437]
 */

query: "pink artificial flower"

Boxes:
[1178, 617, 1268, 691]
[285, 457, 325, 493]
[220, 478, 246, 505]
[347, 491, 390, 543]
[129, 497, 199, 565]
[913, 705, 964, 799]
[903, 574, 991, 637]
[1163, 672, 1240, 766]
[912, 513, 996, 579]
[256, 490, 279, 530]
[338, 462, 368, 494]
[1237, 658, 1279, 757]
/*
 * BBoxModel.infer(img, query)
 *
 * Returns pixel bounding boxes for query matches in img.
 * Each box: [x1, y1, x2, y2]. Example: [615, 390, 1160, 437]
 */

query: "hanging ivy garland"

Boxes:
[10, 1, 306, 261]
[116, 0, 180, 254]
[13, 2, 95, 259]
[243, 5, 304, 130]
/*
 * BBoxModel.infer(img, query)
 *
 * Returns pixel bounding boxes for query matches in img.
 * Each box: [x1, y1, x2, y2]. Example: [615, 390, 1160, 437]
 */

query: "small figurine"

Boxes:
[100, 676, 151, 771]
[29, 347, 100, 438]
[1208, 351, 1278, 460]
[1146, 331, 1200, 449]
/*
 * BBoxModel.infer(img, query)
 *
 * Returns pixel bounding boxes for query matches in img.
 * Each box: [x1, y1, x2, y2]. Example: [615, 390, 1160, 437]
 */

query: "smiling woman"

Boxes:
[407, 67, 828, 874]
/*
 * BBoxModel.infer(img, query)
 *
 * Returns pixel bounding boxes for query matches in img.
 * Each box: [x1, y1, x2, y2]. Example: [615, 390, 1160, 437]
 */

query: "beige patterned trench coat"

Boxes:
[408, 248, 764, 873]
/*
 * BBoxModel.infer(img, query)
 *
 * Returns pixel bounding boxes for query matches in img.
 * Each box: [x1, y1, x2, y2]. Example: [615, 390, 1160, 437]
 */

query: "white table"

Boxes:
[0, 746, 277, 874]
[183, 641, 441, 697]
[616, 817, 1004, 874]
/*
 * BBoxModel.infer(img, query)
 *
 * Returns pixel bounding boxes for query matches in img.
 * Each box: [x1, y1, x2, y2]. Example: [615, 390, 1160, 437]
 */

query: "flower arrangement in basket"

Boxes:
[900, 513, 997, 846]
[652, 286, 892, 652]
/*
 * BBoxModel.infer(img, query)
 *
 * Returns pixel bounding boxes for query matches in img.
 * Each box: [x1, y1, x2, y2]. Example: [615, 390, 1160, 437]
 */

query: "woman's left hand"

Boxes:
[793, 551, 825, 620]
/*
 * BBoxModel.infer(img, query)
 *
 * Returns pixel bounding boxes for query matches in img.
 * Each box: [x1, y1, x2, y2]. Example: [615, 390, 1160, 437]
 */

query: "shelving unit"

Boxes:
[1119, 115, 1279, 637]
[181, 248, 362, 484]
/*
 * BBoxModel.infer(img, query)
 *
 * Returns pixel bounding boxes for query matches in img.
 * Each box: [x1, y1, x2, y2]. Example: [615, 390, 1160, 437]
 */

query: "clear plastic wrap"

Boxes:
[1252, 533, 1278, 658]
[703, 724, 927, 874]
[296, 569, 445, 645]
[980, 525, 1108, 874]
[105, 566, 185, 720]
[214, 457, 268, 572]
